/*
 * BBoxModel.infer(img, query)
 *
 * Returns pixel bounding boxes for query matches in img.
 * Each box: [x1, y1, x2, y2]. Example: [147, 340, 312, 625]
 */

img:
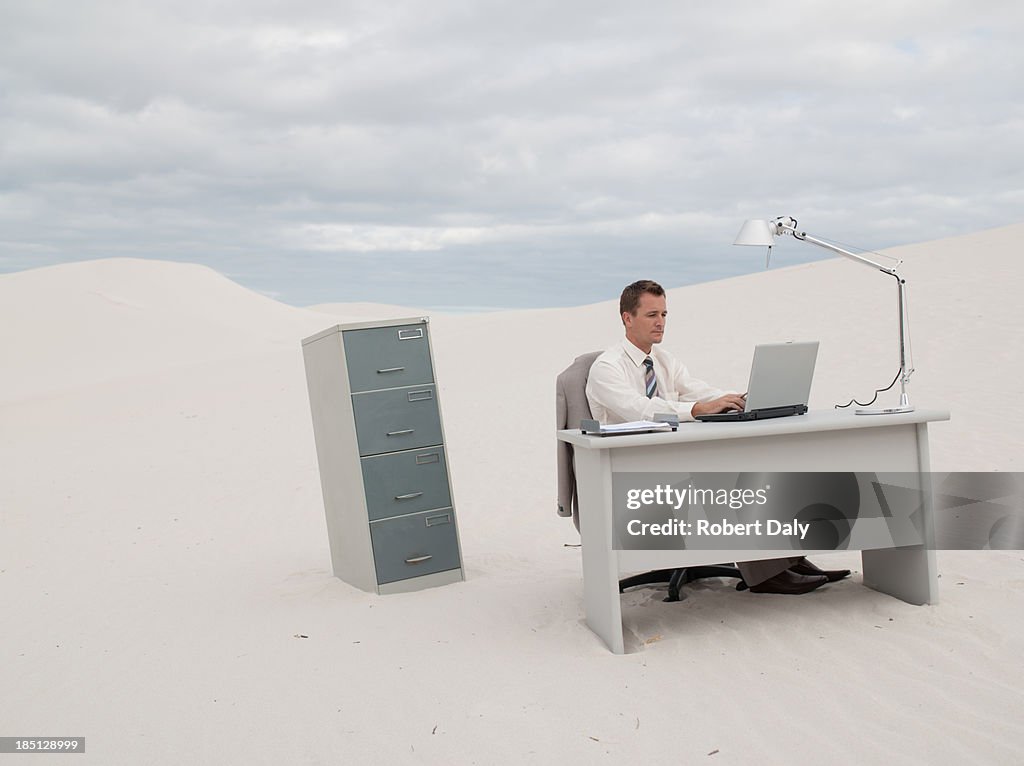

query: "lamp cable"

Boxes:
[834, 271, 915, 409]
[834, 369, 901, 409]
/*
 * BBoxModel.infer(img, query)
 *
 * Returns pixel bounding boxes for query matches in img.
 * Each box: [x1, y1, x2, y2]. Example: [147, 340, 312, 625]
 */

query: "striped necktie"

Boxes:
[643, 356, 658, 399]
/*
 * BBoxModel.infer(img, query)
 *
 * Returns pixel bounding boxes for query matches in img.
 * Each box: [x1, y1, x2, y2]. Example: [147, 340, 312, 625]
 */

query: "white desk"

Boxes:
[557, 409, 950, 654]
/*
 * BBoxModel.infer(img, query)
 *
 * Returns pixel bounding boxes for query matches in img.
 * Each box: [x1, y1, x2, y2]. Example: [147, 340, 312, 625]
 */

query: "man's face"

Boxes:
[623, 292, 667, 352]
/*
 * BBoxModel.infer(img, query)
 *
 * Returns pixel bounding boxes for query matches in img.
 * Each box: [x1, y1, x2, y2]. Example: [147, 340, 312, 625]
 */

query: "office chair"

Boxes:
[556, 351, 745, 602]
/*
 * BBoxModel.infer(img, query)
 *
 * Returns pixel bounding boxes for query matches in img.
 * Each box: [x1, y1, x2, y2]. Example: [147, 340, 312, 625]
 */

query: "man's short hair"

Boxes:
[619, 279, 665, 319]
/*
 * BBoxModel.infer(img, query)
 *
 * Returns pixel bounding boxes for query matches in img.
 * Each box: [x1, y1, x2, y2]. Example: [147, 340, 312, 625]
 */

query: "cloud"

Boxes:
[1, 1, 1022, 306]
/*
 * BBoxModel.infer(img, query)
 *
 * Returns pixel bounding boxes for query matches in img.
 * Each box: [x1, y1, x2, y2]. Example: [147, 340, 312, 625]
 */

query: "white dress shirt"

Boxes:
[586, 338, 725, 424]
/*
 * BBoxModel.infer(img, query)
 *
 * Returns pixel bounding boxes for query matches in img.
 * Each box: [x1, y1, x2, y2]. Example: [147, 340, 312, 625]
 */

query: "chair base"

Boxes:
[619, 565, 745, 602]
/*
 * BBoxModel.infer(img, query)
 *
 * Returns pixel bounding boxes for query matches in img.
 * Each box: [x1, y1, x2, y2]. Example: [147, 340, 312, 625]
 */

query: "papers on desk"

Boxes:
[580, 419, 674, 436]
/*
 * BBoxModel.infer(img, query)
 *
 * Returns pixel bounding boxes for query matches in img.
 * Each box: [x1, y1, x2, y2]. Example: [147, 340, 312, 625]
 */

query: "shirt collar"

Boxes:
[621, 338, 653, 368]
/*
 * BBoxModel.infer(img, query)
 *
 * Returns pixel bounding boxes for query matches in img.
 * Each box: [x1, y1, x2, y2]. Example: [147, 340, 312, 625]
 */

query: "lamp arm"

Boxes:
[772, 219, 898, 275]
[796, 233, 898, 275]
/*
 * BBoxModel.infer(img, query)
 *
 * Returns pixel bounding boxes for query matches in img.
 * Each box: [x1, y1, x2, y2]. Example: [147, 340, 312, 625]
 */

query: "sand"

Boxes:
[2, 225, 1022, 764]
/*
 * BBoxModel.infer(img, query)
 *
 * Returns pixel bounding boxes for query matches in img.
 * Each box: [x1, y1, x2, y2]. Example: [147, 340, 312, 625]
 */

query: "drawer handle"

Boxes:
[398, 328, 424, 341]
[386, 429, 415, 437]
[426, 513, 451, 527]
[405, 555, 433, 565]
[408, 390, 433, 402]
[395, 492, 424, 501]
[415, 452, 440, 465]
[377, 366, 406, 374]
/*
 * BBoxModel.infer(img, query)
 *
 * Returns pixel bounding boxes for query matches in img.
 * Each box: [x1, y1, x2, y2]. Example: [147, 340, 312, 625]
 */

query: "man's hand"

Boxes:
[692, 393, 747, 417]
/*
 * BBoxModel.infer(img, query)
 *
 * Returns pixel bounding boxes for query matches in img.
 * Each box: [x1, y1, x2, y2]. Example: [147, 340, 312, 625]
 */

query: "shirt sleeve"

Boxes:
[667, 358, 726, 415]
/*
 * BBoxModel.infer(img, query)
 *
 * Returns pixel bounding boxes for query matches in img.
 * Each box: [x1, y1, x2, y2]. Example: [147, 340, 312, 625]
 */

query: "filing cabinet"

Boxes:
[302, 318, 464, 594]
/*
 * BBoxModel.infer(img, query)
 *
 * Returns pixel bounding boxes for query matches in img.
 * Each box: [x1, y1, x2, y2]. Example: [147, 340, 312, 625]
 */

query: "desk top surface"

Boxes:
[557, 408, 950, 450]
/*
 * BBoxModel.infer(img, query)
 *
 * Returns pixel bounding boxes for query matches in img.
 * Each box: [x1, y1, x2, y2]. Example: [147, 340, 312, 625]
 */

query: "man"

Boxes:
[586, 280, 849, 595]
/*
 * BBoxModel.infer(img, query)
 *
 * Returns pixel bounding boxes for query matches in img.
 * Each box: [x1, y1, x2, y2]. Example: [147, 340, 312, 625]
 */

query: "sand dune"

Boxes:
[1, 226, 1022, 764]
[0, 258, 330, 403]
[308, 302, 434, 324]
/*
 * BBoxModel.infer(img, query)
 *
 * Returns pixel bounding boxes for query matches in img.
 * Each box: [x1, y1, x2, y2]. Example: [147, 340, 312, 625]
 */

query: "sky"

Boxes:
[1, 1, 1022, 310]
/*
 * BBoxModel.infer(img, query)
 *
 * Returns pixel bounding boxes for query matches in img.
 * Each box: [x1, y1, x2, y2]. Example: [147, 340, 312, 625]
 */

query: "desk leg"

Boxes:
[574, 448, 624, 654]
[862, 547, 937, 605]
[862, 423, 939, 605]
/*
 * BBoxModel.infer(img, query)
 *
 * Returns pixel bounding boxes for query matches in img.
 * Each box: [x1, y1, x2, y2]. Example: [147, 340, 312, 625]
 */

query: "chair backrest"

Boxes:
[555, 351, 602, 529]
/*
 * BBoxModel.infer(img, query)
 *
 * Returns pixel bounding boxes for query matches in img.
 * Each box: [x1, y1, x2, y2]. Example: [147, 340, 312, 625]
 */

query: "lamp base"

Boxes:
[855, 405, 915, 416]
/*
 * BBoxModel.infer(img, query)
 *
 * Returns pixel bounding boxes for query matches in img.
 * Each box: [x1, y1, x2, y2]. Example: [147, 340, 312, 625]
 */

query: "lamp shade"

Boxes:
[733, 219, 776, 247]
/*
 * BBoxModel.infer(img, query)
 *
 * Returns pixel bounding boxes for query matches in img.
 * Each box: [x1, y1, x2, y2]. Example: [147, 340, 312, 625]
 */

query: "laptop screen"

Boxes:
[744, 341, 819, 411]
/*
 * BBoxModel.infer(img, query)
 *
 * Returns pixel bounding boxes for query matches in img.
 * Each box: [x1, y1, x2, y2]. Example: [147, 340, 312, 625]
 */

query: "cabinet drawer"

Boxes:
[361, 448, 452, 521]
[370, 509, 460, 584]
[343, 323, 434, 393]
[352, 386, 443, 456]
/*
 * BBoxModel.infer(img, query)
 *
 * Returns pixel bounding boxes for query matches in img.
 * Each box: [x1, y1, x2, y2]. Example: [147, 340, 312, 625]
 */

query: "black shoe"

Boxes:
[748, 570, 828, 595]
[789, 558, 851, 583]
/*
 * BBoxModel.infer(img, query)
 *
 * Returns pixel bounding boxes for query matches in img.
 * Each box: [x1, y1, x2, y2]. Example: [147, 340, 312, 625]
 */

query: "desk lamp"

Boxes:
[733, 216, 914, 415]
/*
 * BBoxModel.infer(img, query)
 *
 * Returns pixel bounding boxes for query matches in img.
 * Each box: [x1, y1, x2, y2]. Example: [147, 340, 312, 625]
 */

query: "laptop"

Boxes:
[696, 341, 819, 422]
